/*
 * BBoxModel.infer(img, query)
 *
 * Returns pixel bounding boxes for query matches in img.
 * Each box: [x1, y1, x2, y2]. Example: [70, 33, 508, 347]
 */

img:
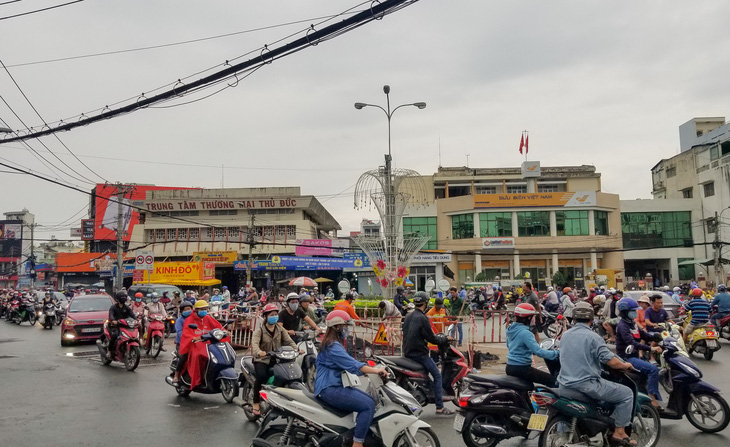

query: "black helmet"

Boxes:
[434, 297, 444, 307]
[412, 291, 429, 305]
[179, 300, 194, 311]
[114, 291, 128, 303]
[299, 294, 312, 303]
[396, 286, 405, 293]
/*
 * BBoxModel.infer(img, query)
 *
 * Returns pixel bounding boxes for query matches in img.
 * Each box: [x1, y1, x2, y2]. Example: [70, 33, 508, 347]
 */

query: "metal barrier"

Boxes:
[471, 310, 512, 344]
[226, 313, 260, 349]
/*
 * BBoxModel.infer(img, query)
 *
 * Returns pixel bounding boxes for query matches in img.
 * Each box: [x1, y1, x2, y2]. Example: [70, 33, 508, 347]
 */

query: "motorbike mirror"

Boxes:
[539, 339, 555, 350]
[187, 323, 198, 329]
[625, 345, 634, 355]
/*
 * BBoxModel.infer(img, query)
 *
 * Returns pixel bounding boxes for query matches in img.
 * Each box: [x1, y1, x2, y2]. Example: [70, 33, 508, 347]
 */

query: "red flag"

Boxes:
[525, 134, 529, 154]
[519, 134, 524, 154]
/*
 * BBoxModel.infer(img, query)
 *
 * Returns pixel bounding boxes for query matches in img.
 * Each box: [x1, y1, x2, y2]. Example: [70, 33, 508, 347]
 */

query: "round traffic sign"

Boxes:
[136, 255, 144, 265]
[145, 255, 153, 265]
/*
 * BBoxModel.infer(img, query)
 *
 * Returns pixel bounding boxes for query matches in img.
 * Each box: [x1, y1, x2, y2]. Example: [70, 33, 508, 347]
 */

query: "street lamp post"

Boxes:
[354, 85, 426, 298]
[713, 206, 730, 286]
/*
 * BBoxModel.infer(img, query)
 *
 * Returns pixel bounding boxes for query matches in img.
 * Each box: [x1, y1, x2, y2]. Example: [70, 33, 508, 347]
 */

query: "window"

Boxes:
[452, 214, 474, 239]
[666, 166, 676, 178]
[228, 227, 240, 239]
[681, 188, 693, 199]
[704, 182, 715, 197]
[517, 211, 550, 237]
[189, 228, 199, 239]
[621, 212, 692, 249]
[286, 225, 297, 237]
[506, 185, 527, 194]
[475, 186, 497, 194]
[479, 212, 512, 237]
[154, 229, 166, 241]
[209, 209, 238, 216]
[555, 210, 589, 236]
[538, 184, 558, 193]
[177, 228, 188, 239]
[404, 217, 438, 249]
[594, 211, 609, 236]
[711, 146, 720, 160]
[448, 186, 470, 197]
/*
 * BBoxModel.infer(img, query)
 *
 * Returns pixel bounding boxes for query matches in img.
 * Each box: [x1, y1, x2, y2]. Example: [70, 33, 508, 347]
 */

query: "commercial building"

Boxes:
[0, 209, 34, 288]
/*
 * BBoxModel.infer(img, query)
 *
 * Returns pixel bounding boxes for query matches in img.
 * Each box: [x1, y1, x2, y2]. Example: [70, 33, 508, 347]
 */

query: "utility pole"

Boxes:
[28, 223, 37, 289]
[246, 214, 255, 289]
[714, 211, 723, 286]
[114, 184, 134, 293]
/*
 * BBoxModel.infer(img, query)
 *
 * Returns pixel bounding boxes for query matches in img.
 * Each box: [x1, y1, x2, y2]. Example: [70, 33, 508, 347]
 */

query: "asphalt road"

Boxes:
[1, 319, 729, 447]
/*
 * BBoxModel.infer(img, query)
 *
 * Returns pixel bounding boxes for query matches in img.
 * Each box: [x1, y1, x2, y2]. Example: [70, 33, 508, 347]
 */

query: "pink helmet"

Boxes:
[326, 310, 351, 327]
[262, 303, 278, 314]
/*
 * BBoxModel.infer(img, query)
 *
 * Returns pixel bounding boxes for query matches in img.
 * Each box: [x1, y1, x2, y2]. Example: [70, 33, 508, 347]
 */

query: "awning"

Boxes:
[140, 279, 221, 286]
[678, 258, 730, 266]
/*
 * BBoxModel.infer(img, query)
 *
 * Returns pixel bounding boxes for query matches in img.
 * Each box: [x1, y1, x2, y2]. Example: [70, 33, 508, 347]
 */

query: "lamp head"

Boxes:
[414, 102, 427, 109]
[354, 102, 367, 110]
[383, 85, 390, 94]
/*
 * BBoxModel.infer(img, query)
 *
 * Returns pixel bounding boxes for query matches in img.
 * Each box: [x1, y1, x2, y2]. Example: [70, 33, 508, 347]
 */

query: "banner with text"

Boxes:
[474, 191, 597, 209]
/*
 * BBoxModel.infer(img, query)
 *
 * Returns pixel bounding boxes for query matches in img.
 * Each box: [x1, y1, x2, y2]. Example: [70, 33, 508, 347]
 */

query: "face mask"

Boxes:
[628, 310, 638, 320]
[197, 310, 208, 318]
[267, 315, 279, 325]
[288, 302, 299, 311]
[118, 297, 128, 304]
[182, 310, 192, 318]
[152, 298, 159, 303]
[341, 327, 349, 339]
[135, 298, 142, 303]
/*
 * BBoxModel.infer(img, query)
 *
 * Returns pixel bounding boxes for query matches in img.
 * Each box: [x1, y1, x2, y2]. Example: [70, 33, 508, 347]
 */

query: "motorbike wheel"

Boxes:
[461, 412, 500, 447]
[703, 347, 714, 361]
[685, 391, 730, 433]
[175, 385, 191, 397]
[47, 320, 53, 330]
[260, 427, 311, 447]
[241, 384, 259, 422]
[306, 364, 316, 393]
[100, 349, 112, 366]
[544, 322, 559, 339]
[125, 346, 140, 371]
[394, 427, 440, 447]
[220, 378, 239, 403]
[28, 312, 36, 326]
[632, 403, 661, 447]
[150, 335, 163, 358]
[539, 415, 580, 447]
[164, 322, 172, 339]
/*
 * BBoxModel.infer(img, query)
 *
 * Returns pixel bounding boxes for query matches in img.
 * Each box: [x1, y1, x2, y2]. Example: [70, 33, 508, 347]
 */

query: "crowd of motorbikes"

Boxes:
[1, 292, 65, 328]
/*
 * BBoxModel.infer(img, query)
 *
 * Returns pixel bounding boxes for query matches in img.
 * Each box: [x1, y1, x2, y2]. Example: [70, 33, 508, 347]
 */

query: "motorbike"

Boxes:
[12, 300, 37, 326]
[254, 360, 440, 447]
[5, 298, 19, 321]
[628, 333, 730, 433]
[376, 330, 469, 408]
[38, 302, 57, 329]
[165, 325, 239, 403]
[240, 346, 304, 422]
[55, 303, 65, 326]
[544, 313, 572, 339]
[531, 368, 661, 447]
[682, 314, 721, 360]
[143, 313, 166, 358]
[716, 313, 730, 341]
[294, 329, 319, 393]
[454, 339, 560, 447]
[209, 299, 224, 318]
[96, 318, 142, 372]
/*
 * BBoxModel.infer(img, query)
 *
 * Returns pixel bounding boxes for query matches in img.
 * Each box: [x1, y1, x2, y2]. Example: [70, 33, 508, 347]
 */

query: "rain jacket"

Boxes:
[179, 312, 228, 389]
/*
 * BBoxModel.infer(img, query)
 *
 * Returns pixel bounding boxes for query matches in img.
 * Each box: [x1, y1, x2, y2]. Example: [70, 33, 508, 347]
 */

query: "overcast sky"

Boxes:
[2, 0, 729, 242]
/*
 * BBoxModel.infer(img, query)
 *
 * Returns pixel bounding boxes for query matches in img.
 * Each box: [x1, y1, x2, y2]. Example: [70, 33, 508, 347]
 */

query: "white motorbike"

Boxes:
[254, 361, 440, 447]
[293, 329, 319, 393]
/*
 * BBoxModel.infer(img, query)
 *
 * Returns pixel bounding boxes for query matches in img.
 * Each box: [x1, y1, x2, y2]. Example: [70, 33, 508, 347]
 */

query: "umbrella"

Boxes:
[314, 277, 334, 283]
[288, 276, 317, 287]
[404, 278, 414, 287]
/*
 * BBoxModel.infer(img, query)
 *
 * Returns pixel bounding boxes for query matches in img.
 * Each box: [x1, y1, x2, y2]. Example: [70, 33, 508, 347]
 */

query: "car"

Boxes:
[60, 294, 114, 347]
[33, 291, 66, 304]
[127, 284, 182, 299]
[624, 290, 681, 319]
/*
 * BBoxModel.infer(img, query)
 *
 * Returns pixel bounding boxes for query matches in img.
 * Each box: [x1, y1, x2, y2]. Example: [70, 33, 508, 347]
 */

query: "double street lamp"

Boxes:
[354, 85, 426, 298]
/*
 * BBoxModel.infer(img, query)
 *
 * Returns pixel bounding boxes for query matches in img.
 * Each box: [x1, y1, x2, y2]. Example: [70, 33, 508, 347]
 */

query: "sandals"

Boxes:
[252, 408, 261, 416]
[436, 407, 455, 415]
[609, 436, 637, 446]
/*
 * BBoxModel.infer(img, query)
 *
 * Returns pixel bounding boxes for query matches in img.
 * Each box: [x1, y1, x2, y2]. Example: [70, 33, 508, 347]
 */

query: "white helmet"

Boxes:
[673, 287, 680, 292]
[547, 286, 554, 292]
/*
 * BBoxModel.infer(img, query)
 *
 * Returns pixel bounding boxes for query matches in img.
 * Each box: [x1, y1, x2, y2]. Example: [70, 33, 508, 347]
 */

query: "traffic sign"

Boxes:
[132, 270, 144, 282]
[135, 251, 154, 272]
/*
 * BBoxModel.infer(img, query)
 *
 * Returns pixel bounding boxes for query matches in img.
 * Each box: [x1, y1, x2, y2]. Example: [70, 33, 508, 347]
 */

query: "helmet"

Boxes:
[173, 290, 180, 296]
[563, 287, 572, 294]
[396, 286, 405, 293]
[673, 286, 681, 292]
[637, 295, 651, 305]
[193, 299, 208, 309]
[412, 291, 429, 305]
[434, 297, 444, 307]
[345, 291, 357, 300]
[691, 288, 704, 297]
[179, 300, 193, 311]
[114, 291, 128, 302]
[45, 290, 51, 296]
[135, 292, 143, 298]
[286, 292, 300, 302]
[718, 285, 727, 292]
[262, 303, 279, 314]
[547, 286, 554, 292]
[609, 288, 617, 295]
[617, 298, 639, 312]
[514, 303, 537, 318]
[326, 310, 351, 327]
[299, 294, 312, 303]
[573, 302, 595, 321]
[223, 286, 228, 290]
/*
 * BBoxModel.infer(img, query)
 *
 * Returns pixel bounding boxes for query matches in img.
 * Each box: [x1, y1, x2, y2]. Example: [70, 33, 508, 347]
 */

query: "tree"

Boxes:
[552, 271, 567, 288]
[475, 271, 487, 282]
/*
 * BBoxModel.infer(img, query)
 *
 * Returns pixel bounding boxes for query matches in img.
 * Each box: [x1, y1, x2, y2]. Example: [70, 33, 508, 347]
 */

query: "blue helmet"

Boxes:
[617, 297, 639, 313]
[718, 284, 727, 292]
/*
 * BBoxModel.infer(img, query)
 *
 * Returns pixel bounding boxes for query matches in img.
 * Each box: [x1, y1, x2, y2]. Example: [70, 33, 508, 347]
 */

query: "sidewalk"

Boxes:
[471, 342, 507, 374]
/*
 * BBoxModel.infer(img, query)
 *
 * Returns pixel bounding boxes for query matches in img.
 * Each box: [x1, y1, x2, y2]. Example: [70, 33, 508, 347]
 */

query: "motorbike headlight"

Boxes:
[210, 329, 225, 340]
[686, 366, 701, 378]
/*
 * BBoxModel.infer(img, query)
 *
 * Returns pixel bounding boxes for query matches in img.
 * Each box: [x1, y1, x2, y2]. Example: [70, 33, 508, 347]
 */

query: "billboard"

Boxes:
[56, 253, 120, 273]
[93, 184, 196, 241]
[294, 239, 349, 257]
[193, 251, 238, 264]
[0, 220, 23, 258]
[81, 219, 95, 240]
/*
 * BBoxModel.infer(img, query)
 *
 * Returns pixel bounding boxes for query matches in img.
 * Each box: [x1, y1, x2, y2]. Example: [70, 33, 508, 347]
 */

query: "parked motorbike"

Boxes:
[628, 333, 730, 433]
[38, 303, 57, 329]
[96, 318, 142, 372]
[144, 313, 166, 358]
[683, 314, 721, 360]
[254, 360, 440, 447]
[165, 325, 238, 403]
[454, 339, 560, 447]
[12, 300, 36, 326]
[531, 368, 661, 447]
[376, 331, 469, 407]
[240, 346, 304, 422]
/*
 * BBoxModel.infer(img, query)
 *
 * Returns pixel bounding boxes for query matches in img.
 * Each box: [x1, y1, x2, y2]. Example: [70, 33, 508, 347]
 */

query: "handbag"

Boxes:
[341, 370, 361, 388]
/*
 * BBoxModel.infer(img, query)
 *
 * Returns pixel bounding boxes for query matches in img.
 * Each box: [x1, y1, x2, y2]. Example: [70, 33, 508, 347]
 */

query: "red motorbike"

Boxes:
[5, 299, 20, 321]
[96, 318, 141, 371]
[144, 313, 166, 358]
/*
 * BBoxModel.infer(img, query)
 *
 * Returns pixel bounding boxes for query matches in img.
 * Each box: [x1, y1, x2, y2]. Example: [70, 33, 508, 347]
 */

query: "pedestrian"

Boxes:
[448, 287, 467, 346]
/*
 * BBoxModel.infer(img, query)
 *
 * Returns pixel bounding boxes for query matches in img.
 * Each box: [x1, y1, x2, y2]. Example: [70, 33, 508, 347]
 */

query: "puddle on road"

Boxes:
[0, 355, 19, 359]
[0, 338, 20, 344]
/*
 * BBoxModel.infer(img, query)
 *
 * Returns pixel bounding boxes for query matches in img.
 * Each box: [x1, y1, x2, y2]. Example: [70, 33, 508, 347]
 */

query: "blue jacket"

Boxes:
[314, 341, 365, 396]
[506, 322, 558, 366]
[557, 323, 615, 387]
[174, 314, 188, 345]
[711, 292, 730, 314]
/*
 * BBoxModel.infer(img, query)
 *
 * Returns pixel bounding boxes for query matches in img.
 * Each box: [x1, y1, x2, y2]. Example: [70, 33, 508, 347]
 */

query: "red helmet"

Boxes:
[134, 292, 144, 298]
[514, 303, 537, 318]
[691, 288, 704, 297]
[262, 303, 278, 314]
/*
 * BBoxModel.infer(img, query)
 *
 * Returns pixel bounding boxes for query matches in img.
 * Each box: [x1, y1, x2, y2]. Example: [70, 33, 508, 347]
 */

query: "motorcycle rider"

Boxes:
[174, 300, 227, 387]
[130, 292, 146, 317]
[683, 287, 712, 344]
[393, 286, 409, 315]
[671, 286, 683, 304]
[145, 293, 168, 351]
[402, 291, 455, 415]
[298, 294, 318, 330]
[278, 293, 322, 341]
[506, 303, 560, 386]
[107, 291, 136, 360]
[174, 301, 194, 351]
[635, 295, 651, 330]
[644, 294, 674, 333]
[558, 301, 636, 446]
[250, 303, 299, 415]
[614, 298, 663, 407]
[314, 310, 387, 447]
[560, 287, 575, 321]
[221, 285, 231, 303]
[600, 289, 621, 342]
[710, 284, 730, 328]
[41, 290, 57, 307]
[544, 286, 559, 312]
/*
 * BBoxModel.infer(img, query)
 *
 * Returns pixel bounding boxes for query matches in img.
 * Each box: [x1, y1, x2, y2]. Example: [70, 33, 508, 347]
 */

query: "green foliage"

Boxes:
[475, 271, 487, 282]
[552, 271, 567, 288]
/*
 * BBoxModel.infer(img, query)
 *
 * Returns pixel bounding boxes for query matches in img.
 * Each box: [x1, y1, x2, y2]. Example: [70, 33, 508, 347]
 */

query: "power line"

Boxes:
[0, 0, 420, 144]
[0, 0, 84, 21]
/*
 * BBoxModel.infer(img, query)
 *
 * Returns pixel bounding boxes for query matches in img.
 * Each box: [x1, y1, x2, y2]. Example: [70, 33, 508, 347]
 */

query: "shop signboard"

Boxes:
[81, 219, 95, 240]
[481, 237, 515, 249]
[294, 239, 349, 257]
[136, 261, 206, 283]
[193, 251, 238, 264]
[474, 191, 597, 209]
